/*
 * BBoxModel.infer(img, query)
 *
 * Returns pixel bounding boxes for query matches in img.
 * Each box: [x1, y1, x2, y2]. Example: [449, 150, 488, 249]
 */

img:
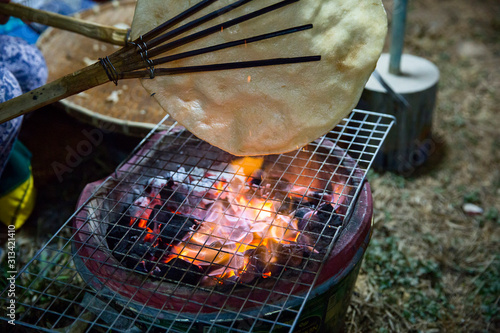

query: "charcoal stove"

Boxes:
[0, 109, 394, 332]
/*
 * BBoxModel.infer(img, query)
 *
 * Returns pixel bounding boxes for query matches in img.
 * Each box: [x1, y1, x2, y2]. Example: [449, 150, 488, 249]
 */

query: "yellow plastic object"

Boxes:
[0, 171, 35, 228]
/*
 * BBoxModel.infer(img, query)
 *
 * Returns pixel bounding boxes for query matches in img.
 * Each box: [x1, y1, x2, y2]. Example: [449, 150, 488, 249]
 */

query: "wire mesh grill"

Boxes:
[1, 109, 394, 332]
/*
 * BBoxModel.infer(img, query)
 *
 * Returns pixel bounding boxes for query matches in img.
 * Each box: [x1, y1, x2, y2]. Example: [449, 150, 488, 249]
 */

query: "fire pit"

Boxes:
[1, 110, 394, 332]
[72, 116, 373, 331]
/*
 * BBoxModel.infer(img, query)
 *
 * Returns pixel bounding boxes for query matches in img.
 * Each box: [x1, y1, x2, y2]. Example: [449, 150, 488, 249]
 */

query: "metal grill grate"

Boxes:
[1, 109, 394, 332]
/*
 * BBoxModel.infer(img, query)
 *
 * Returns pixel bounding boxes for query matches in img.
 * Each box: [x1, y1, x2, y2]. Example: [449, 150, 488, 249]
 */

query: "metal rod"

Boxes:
[146, 0, 300, 58]
[145, 0, 255, 49]
[151, 24, 313, 65]
[389, 0, 408, 75]
[120, 56, 321, 79]
[140, 0, 218, 42]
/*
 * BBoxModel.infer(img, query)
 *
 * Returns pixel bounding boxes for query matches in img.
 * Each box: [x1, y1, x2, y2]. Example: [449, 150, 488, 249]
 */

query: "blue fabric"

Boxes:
[0, 18, 39, 44]
[0, 0, 93, 175]
[0, 34, 48, 177]
[0, 64, 23, 177]
[0, 35, 48, 93]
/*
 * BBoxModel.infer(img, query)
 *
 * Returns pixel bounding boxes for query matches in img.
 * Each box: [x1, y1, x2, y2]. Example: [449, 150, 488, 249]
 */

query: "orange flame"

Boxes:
[158, 157, 308, 284]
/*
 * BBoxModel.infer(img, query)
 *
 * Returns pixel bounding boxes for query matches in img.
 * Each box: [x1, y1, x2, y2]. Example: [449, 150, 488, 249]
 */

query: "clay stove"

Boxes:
[1, 110, 394, 332]
[72, 119, 367, 331]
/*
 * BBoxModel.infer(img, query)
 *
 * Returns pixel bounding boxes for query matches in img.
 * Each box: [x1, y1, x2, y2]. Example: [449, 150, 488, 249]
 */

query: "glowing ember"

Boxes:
[113, 157, 343, 286]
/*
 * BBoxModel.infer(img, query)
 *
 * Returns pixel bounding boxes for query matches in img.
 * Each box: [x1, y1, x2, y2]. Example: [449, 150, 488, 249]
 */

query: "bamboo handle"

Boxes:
[0, 2, 128, 45]
[0, 62, 110, 123]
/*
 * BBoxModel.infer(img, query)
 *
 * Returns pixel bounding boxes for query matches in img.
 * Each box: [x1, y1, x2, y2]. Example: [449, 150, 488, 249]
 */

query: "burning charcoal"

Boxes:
[248, 169, 263, 186]
[140, 259, 159, 274]
[133, 261, 149, 274]
[145, 176, 167, 195]
[295, 207, 311, 218]
[296, 208, 315, 230]
[316, 203, 342, 227]
[239, 246, 273, 284]
[218, 271, 261, 289]
[238, 270, 259, 285]
[208, 240, 224, 248]
[251, 246, 272, 273]
[316, 202, 334, 220]
[154, 258, 203, 286]
[154, 210, 198, 244]
[107, 223, 141, 250]
[190, 174, 220, 195]
[296, 234, 315, 256]
[306, 191, 330, 207]
[306, 191, 321, 207]
[111, 235, 157, 272]
[165, 177, 175, 189]
[213, 273, 242, 291]
[161, 171, 183, 191]
[112, 202, 142, 228]
[225, 275, 241, 286]
[266, 178, 293, 201]
[239, 262, 260, 285]
[277, 195, 302, 215]
[160, 189, 187, 211]
[168, 167, 190, 183]
[297, 204, 342, 241]
[277, 243, 304, 267]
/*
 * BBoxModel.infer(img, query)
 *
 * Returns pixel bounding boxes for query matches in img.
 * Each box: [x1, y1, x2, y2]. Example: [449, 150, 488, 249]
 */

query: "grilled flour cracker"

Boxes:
[131, 0, 387, 155]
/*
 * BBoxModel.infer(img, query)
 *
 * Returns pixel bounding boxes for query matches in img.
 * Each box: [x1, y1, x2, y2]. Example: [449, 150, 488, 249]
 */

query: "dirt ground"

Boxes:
[1, 0, 498, 332]
[345, 0, 499, 332]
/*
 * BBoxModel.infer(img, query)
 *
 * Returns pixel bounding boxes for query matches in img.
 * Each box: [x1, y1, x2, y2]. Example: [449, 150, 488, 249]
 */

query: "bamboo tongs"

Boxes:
[0, 0, 321, 125]
[0, 2, 129, 45]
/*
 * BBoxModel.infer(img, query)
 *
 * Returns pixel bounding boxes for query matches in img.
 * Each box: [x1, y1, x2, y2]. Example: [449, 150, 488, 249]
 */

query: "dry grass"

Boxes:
[346, 0, 500, 332]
